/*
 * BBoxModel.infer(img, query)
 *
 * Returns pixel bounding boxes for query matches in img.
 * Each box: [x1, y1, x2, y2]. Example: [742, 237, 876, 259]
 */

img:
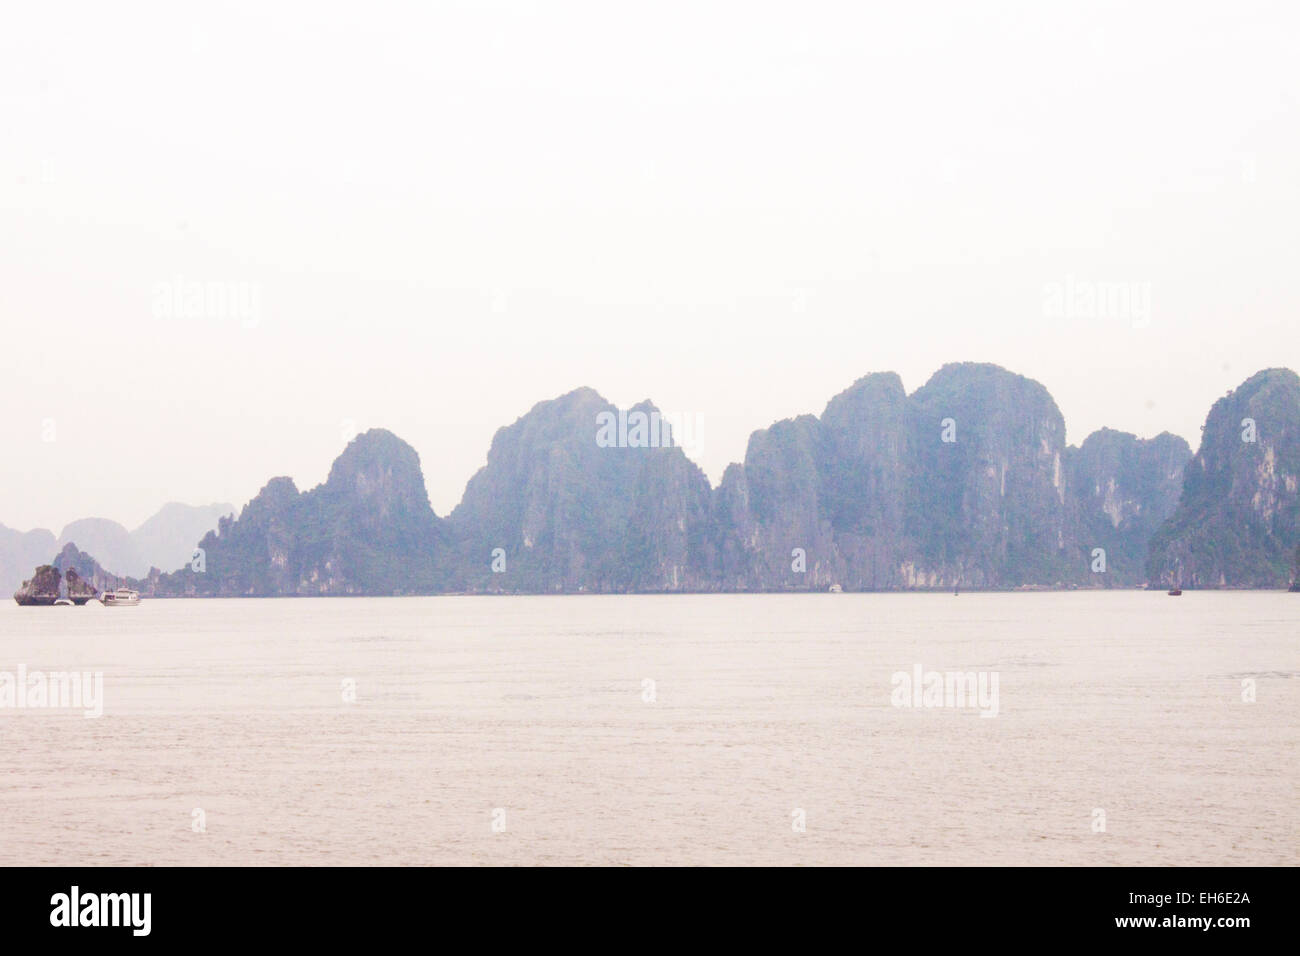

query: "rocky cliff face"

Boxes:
[904, 363, 1075, 587]
[1067, 429, 1191, 585]
[147, 430, 443, 596]
[709, 363, 1224, 590]
[714, 372, 909, 589]
[53, 542, 126, 596]
[1147, 369, 1300, 587]
[445, 388, 716, 591]
[306, 428, 443, 593]
[715, 364, 1109, 589]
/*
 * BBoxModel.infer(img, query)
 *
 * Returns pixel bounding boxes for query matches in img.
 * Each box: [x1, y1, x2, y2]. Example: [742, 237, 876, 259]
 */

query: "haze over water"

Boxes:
[1, 593, 1295, 866]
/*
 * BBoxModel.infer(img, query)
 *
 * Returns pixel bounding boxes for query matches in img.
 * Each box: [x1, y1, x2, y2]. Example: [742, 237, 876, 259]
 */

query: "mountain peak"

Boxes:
[326, 429, 428, 499]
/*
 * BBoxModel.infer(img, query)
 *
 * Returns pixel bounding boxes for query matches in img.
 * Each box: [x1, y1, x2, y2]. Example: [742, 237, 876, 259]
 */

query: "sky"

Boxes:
[1, 0, 1297, 533]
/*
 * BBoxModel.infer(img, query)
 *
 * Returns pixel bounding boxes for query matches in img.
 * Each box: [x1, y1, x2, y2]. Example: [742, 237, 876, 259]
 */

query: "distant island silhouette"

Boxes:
[11, 363, 1300, 598]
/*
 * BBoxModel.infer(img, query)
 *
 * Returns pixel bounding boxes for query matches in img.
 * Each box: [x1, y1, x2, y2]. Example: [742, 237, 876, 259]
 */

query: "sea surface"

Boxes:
[0, 592, 1295, 866]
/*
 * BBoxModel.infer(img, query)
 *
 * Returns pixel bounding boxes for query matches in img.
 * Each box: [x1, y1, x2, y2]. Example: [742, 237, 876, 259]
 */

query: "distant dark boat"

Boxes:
[1167, 588, 1182, 596]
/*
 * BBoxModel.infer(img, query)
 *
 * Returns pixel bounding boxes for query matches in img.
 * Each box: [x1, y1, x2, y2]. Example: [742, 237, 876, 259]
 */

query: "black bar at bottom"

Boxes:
[0, 866, 1285, 944]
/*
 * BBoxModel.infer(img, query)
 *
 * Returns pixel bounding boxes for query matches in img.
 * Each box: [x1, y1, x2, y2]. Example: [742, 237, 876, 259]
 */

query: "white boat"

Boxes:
[53, 598, 74, 607]
[828, 584, 842, 593]
[101, 587, 141, 607]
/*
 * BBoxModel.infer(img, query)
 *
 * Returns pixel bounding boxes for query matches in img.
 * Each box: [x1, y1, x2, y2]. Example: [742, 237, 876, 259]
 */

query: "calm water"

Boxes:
[0, 593, 1295, 866]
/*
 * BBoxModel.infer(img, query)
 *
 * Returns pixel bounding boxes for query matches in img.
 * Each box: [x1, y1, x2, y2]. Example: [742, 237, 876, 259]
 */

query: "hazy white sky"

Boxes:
[2, 0, 1297, 532]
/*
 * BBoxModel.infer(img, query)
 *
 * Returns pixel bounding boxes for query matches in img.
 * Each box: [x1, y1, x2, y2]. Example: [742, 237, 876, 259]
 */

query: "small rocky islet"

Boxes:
[11, 543, 128, 606]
